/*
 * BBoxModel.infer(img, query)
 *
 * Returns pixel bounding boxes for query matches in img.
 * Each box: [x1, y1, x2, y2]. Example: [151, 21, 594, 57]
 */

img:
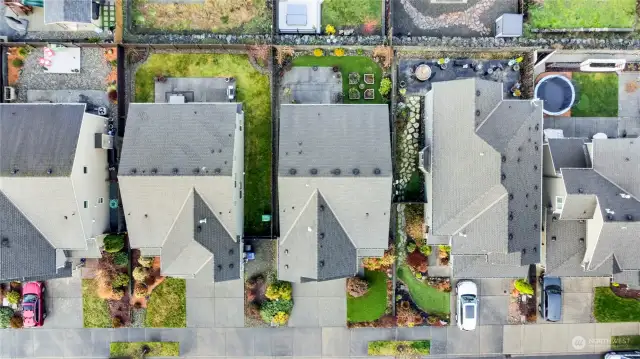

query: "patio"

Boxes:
[279, 67, 342, 104]
[154, 77, 233, 103]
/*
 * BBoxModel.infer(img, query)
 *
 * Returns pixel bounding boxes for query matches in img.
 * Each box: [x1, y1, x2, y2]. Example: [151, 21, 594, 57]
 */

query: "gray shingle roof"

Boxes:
[425, 78, 543, 276]
[0, 103, 85, 177]
[44, 0, 92, 24]
[548, 138, 589, 172]
[277, 104, 391, 282]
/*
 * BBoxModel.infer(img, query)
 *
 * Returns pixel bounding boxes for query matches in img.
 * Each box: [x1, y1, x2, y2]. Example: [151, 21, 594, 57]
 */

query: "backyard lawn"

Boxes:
[347, 270, 388, 323]
[110, 342, 180, 357]
[611, 335, 640, 350]
[572, 72, 619, 117]
[82, 279, 112, 328]
[144, 278, 187, 328]
[528, 0, 636, 29]
[594, 287, 640, 322]
[397, 265, 450, 315]
[321, 0, 382, 32]
[292, 55, 385, 104]
[135, 53, 272, 236]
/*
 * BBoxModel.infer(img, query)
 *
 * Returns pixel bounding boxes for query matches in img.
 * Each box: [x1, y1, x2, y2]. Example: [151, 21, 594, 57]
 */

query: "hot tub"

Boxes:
[534, 75, 576, 116]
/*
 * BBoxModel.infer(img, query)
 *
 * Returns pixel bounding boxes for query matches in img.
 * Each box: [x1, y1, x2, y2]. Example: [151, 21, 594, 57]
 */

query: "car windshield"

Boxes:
[547, 285, 562, 294]
[23, 294, 38, 303]
[464, 304, 475, 319]
[461, 294, 476, 303]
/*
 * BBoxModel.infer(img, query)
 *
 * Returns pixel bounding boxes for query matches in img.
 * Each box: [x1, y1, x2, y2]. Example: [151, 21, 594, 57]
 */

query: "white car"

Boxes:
[227, 85, 236, 101]
[455, 280, 478, 331]
[605, 351, 640, 359]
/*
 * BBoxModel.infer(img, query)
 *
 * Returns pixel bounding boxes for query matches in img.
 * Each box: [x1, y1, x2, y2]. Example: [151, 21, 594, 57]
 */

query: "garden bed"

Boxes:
[396, 265, 450, 326]
[508, 279, 536, 324]
[572, 72, 619, 117]
[611, 283, 640, 299]
[368, 340, 430, 356]
[134, 53, 272, 236]
[528, 0, 636, 31]
[594, 286, 640, 322]
[246, 277, 293, 327]
[110, 342, 179, 357]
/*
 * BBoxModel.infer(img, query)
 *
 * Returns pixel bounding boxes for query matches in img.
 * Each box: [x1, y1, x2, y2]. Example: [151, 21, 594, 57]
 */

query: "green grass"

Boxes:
[82, 279, 112, 328]
[397, 264, 450, 315]
[321, 0, 382, 29]
[110, 342, 180, 357]
[571, 72, 619, 117]
[347, 270, 388, 323]
[368, 340, 430, 356]
[144, 278, 186, 328]
[528, 0, 636, 29]
[291, 56, 385, 104]
[594, 287, 640, 322]
[134, 53, 272, 235]
[611, 335, 640, 350]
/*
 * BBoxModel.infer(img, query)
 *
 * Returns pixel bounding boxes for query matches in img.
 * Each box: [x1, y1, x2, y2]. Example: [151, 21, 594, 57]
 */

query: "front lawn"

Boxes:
[144, 278, 186, 328]
[135, 53, 272, 236]
[397, 265, 449, 315]
[82, 279, 112, 328]
[110, 342, 180, 357]
[321, 0, 382, 31]
[572, 72, 619, 117]
[528, 0, 636, 29]
[292, 55, 385, 104]
[611, 335, 640, 350]
[347, 270, 388, 323]
[594, 287, 640, 322]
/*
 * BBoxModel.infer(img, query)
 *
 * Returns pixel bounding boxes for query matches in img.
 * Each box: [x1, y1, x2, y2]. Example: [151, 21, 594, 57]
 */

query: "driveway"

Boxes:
[289, 279, 346, 327]
[537, 277, 609, 324]
[186, 260, 244, 328]
[451, 278, 511, 326]
[44, 277, 83, 329]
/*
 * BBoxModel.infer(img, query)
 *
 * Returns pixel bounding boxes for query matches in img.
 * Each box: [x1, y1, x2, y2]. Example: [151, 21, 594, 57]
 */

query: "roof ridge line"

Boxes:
[280, 188, 318, 245]
[160, 187, 195, 248]
[592, 168, 640, 205]
[440, 184, 508, 236]
[193, 188, 236, 242]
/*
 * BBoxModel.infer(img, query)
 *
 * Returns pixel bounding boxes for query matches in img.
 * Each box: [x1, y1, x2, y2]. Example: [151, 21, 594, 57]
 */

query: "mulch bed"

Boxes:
[507, 280, 536, 324]
[244, 274, 269, 328]
[130, 249, 164, 309]
[611, 284, 640, 299]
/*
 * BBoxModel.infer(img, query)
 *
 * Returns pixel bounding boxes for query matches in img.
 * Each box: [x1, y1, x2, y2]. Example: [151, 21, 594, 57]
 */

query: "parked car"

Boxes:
[227, 85, 236, 101]
[539, 276, 562, 322]
[455, 280, 478, 331]
[22, 281, 46, 328]
[605, 351, 640, 359]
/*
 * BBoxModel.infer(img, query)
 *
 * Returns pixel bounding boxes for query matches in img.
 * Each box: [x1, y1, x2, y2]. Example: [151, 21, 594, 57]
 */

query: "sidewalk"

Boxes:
[503, 322, 640, 355]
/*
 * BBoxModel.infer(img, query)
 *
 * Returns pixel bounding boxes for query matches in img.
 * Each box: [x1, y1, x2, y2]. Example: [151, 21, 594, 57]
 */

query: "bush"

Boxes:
[113, 252, 128, 266]
[378, 78, 392, 97]
[406, 242, 416, 253]
[404, 204, 424, 242]
[325, 24, 336, 35]
[134, 283, 148, 298]
[112, 316, 123, 328]
[347, 276, 369, 297]
[419, 245, 432, 257]
[104, 234, 125, 253]
[265, 281, 292, 301]
[112, 273, 130, 289]
[18, 47, 29, 56]
[260, 300, 293, 323]
[313, 48, 324, 57]
[334, 48, 345, 57]
[6, 290, 20, 305]
[138, 256, 153, 268]
[438, 245, 451, 254]
[9, 315, 23, 329]
[111, 289, 125, 300]
[407, 251, 428, 273]
[514, 279, 534, 295]
[362, 246, 395, 271]
[272, 311, 289, 326]
[0, 307, 14, 329]
[12, 58, 23, 67]
[132, 267, 149, 282]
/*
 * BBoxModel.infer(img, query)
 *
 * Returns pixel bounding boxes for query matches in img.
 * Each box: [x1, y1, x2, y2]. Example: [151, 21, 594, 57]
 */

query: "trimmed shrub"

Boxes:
[347, 276, 369, 297]
[265, 281, 292, 301]
[514, 279, 534, 295]
[9, 315, 23, 329]
[272, 311, 289, 326]
[111, 289, 125, 300]
[406, 242, 416, 253]
[378, 78, 392, 97]
[6, 290, 20, 305]
[112, 273, 130, 289]
[138, 256, 153, 268]
[12, 58, 23, 67]
[313, 48, 324, 57]
[134, 283, 148, 298]
[112, 316, 123, 328]
[334, 48, 345, 57]
[104, 234, 125, 253]
[362, 246, 396, 271]
[0, 307, 14, 329]
[132, 267, 149, 282]
[260, 300, 293, 323]
[419, 245, 432, 257]
[18, 47, 29, 56]
[113, 252, 128, 266]
[407, 251, 428, 273]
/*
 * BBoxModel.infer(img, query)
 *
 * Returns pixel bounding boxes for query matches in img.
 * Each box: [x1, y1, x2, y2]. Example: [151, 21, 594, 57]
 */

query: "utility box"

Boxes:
[495, 13, 523, 38]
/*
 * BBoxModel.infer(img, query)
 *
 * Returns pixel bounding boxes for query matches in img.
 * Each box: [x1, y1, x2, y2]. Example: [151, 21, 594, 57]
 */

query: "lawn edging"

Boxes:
[594, 286, 640, 322]
[368, 340, 430, 356]
[110, 342, 179, 357]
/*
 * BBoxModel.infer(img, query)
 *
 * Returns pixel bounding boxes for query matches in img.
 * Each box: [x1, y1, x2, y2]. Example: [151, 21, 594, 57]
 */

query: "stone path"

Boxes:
[395, 97, 421, 201]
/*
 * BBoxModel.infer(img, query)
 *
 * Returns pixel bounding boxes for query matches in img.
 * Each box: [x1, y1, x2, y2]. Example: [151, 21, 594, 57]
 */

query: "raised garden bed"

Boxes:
[364, 73, 375, 85]
[349, 87, 360, 100]
[110, 342, 179, 357]
[364, 89, 375, 100]
[368, 340, 430, 356]
[349, 72, 359, 85]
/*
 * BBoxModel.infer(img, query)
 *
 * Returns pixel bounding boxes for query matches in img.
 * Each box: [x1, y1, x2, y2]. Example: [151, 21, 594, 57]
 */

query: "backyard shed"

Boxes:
[495, 13, 523, 38]
[278, 0, 323, 34]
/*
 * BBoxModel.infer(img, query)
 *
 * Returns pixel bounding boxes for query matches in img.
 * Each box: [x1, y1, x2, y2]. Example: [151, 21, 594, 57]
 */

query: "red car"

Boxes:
[21, 282, 46, 328]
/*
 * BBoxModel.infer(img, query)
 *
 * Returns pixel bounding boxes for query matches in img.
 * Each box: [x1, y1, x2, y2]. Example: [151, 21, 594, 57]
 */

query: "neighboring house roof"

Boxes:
[119, 103, 244, 281]
[548, 138, 589, 172]
[423, 78, 543, 278]
[44, 0, 92, 24]
[0, 103, 109, 282]
[277, 104, 392, 282]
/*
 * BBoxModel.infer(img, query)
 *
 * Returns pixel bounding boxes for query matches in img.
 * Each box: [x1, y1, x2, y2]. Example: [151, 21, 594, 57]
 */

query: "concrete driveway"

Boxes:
[451, 278, 511, 326]
[289, 279, 346, 327]
[537, 277, 610, 324]
[44, 277, 83, 329]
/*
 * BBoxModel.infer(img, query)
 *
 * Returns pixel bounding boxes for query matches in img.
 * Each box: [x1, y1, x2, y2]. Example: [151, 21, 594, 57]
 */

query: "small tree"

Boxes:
[514, 279, 534, 296]
[113, 252, 128, 266]
[6, 291, 20, 305]
[0, 307, 14, 329]
[346, 276, 369, 297]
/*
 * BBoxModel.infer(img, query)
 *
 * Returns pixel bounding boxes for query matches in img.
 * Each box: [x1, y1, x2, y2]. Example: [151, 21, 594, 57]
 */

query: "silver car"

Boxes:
[455, 280, 478, 331]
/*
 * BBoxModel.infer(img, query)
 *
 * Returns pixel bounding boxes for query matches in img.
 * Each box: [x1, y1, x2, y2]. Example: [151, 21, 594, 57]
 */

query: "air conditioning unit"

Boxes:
[94, 133, 114, 149]
[3, 86, 16, 102]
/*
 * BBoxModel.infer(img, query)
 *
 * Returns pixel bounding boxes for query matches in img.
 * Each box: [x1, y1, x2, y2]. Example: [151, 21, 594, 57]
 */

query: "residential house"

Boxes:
[278, 0, 323, 34]
[543, 137, 640, 287]
[420, 78, 543, 278]
[0, 103, 111, 282]
[277, 104, 392, 282]
[118, 103, 244, 281]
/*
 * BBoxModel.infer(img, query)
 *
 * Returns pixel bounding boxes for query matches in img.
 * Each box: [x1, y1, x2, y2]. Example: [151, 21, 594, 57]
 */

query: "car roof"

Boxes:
[546, 292, 562, 321]
[543, 276, 562, 288]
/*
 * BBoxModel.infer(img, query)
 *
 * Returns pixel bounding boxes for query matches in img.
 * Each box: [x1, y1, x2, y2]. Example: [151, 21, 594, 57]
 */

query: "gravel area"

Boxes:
[245, 239, 277, 280]
[131, 307, 147, 328]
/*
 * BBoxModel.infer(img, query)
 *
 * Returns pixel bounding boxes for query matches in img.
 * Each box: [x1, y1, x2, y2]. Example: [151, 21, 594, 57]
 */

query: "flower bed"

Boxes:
[349, 87, 360, 100]
[364, 73, 375, 85]
[508, 279, 536, 324]
[364, 89, 375, 100]
[348, 72, 359, 85]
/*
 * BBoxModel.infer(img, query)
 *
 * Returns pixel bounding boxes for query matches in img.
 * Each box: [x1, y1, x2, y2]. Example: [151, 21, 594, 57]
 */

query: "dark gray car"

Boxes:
[539, 276, 562, 322]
